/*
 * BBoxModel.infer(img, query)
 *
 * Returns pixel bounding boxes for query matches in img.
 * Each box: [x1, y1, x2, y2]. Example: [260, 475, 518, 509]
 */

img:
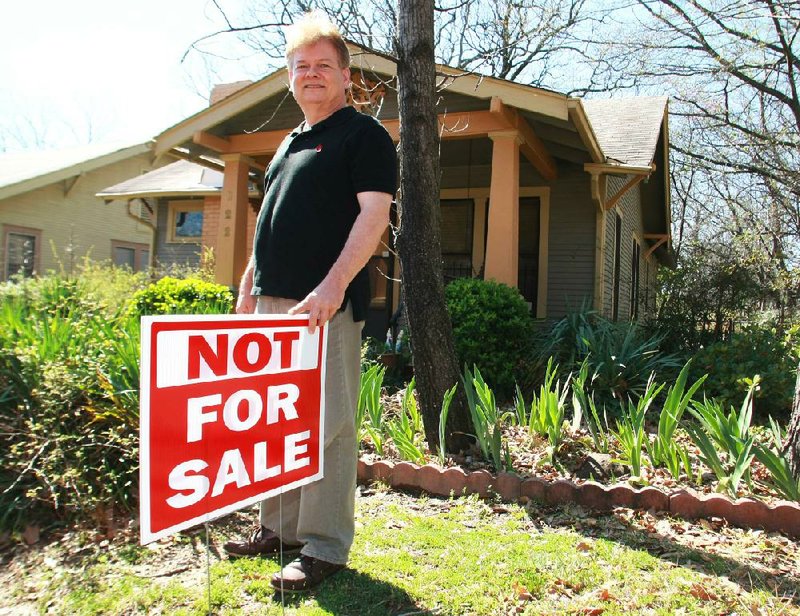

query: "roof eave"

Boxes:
[566, 100, 604, 164]
[155, 44, 582, 158]
[0, 142, 154, 201]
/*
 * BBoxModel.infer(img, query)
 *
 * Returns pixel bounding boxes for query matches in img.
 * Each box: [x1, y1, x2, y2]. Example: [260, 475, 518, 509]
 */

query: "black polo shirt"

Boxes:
[251, 106, 397, 322]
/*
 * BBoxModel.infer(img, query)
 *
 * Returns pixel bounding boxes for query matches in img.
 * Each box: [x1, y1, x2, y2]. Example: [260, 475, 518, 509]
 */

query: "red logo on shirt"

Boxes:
[315, 144, 323, 152]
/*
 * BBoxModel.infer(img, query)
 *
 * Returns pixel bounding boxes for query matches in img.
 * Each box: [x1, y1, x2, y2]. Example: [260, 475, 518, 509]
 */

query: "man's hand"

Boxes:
[236, 257, 256, 314]
[236, 292, 257, 315]
[288, 278, 346, 333]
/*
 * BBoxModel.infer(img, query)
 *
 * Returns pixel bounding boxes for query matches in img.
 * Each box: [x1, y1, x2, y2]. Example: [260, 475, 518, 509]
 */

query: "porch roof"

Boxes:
[152, 43, 605, 170]
[97, 159, 225, 200]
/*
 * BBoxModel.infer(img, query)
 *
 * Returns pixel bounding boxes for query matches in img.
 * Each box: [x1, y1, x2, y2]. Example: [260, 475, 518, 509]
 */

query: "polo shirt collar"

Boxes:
[292, 106, 357, 136]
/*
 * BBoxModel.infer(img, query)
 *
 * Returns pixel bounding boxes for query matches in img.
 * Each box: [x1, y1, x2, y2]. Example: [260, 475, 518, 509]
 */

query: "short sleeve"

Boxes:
[348, 118, 398, 196]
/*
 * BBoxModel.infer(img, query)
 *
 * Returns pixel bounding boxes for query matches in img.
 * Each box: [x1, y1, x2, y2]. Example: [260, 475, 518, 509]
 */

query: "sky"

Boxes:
[0, 1, 271, 152]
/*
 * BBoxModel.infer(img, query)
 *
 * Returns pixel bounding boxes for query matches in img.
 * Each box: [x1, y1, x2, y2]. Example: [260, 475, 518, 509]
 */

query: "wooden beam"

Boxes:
[604, 174, 645, 212]
[490, 97, 557, 181]
[228, 130, 291, 155]
[643, 234, 669, 258]
[193, 131, 231, 154]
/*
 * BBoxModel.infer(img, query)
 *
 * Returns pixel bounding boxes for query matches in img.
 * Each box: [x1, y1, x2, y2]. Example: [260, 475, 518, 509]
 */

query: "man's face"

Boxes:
[288, 39, 350, 114]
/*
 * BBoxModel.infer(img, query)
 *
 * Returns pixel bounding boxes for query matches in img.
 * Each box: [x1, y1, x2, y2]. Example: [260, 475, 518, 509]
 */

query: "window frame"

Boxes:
[167, 200, 204, 243]
[630, 236, 641, 321]
[111, 239, 150, 272]
[3, 224, 42, 281]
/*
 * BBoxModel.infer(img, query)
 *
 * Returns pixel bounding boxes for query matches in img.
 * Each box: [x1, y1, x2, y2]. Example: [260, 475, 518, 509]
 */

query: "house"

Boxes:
[0, 141, 169, 280]
[101, 46, 672, 337]
[97, 158, 260, 272]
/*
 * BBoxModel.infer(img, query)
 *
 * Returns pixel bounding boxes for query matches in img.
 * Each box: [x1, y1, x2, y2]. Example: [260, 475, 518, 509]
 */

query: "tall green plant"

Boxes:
[613, 375, 664, 481]
[357, 364, 386, 455]
[646, 360, 706, 479]
[527, 358, 570, 461]
[437, 384, 459, 467]
[688, 378, 758, 487]
[570, 358, 610, 453]
[687, 378, 760, 495]
[386, 379, 426, 464]
[462, 366, 508, 470]
[752, 417, 800, 501]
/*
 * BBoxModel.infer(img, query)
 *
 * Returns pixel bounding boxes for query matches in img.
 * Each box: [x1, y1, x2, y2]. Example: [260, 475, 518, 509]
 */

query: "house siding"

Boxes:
[0, 153, 156, 279]
[602, 175, 652, 321]
[546, 163, 596, 318]
[154, 198, 203, 269]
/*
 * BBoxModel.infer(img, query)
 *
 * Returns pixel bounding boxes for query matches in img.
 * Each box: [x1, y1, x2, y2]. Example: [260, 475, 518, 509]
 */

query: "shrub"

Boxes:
[0, 274, 140, 532]
[128, 276, 233, 317]
[534, 307, 682, 410]
[445, 278, 534, 397]
[690, 325, 797, 419]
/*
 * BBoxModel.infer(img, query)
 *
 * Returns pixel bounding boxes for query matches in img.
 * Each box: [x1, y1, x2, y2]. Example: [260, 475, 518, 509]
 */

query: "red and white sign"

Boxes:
[139, 314, 327, 544]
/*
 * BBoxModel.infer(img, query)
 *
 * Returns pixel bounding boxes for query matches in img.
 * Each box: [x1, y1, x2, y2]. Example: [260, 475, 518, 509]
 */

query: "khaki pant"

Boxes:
[256, 296, 363, 565]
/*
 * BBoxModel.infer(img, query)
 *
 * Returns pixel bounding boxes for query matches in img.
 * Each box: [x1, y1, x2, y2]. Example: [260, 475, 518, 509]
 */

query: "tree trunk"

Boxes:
[394, 0, 472, 450]
[783, 362, 800, 478]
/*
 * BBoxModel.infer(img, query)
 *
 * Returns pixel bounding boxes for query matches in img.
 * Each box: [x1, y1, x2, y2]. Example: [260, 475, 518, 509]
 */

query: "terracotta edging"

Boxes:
[357, 458, 800, 538]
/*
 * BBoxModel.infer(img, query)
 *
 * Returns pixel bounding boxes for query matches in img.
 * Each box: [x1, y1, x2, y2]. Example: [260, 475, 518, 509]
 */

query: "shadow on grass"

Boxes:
[524, 502, 800, 606]
[268, 568, 430, 616]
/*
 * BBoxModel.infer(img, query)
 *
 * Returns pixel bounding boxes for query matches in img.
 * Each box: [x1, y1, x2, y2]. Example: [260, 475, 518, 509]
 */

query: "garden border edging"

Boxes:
[357, 458, 800, 538]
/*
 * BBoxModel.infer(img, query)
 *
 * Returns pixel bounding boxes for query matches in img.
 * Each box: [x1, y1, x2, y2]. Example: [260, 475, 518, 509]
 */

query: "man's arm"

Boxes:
[288, 191, 391, 331]
[236, 256, 257, 314]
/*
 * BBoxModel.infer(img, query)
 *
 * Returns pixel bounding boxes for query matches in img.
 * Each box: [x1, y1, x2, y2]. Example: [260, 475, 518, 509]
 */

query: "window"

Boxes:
[518, 197, 541, 309]
[440, 199, 474, 281]
[3, 225, 41, 281]
[112, 240, 149, 272]
[612, 213, 622, 321]
[630, 238, 641, 320]
[167, 201, 203, 242]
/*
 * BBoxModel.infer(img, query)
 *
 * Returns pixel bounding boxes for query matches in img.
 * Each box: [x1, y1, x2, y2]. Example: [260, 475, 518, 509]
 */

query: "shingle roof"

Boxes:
[582, 97, 668, 167]
[0, 140, 151, 200]
[97, 160, 223, 199]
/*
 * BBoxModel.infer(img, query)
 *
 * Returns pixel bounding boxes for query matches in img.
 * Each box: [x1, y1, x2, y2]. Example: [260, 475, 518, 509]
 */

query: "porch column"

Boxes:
[216, 154, 250, 287]
[484, 131, 521, 286]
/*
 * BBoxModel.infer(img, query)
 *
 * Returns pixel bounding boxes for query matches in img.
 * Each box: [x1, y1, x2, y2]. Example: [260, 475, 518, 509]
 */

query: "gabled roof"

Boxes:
[583, 97, 668, 168]
[153, 43, 603, 162]
[97, 159, 224, 200]
[0, 140, 152, 201]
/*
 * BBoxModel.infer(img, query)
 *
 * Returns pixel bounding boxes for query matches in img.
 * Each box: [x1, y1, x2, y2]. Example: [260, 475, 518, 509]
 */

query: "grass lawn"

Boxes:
[1, 485, 798, 615]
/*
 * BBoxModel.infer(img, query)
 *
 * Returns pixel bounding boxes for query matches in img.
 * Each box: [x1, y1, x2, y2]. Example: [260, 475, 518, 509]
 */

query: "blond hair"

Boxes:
[285, 11, 350, 69]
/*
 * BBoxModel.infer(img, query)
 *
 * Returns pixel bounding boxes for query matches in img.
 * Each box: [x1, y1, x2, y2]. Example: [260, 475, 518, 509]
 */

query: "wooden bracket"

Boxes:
[63, 173, 83, 197]
[604, 174, 646, 212]
[643, 233, 669, 258]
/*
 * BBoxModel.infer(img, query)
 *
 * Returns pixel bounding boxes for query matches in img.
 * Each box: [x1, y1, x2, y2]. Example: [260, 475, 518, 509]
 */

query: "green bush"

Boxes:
[445, 278, 534, 397]
[690, 325, 798, 419]
[1, 271, 245, 533]
[534, 307, 682, 410]
[0, 274, 140, 532]
[128, 276, 233, 317]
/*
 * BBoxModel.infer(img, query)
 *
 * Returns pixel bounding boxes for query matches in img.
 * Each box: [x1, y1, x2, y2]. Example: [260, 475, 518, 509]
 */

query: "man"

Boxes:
[222, 13, 397, 593]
